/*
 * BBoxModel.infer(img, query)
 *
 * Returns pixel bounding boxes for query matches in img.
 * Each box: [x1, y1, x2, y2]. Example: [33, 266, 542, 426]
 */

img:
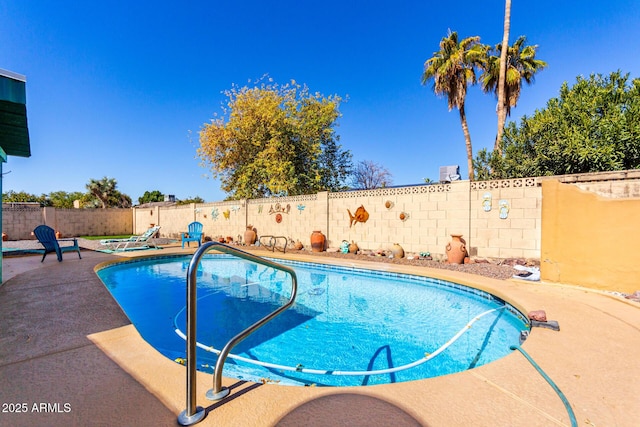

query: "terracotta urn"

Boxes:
[244, 226, 257, 245]
[310, 230, 326, 252]
[391, 243, 404, 258]
[2, 232, 7, 242]
[348, 241, 359, 254]
[446, 234, 467, 264]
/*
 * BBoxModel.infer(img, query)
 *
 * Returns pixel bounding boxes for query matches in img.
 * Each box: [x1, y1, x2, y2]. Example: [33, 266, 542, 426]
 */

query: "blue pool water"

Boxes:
[97, 255, 529, 387]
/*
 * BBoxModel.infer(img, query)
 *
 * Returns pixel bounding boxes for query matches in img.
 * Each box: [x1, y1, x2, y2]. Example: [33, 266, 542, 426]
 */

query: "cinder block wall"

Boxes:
[469, 178, 542, 259]
[2, 206, 42, 240]
[2, 206, 131, 240]
[5, 170, 639, 264]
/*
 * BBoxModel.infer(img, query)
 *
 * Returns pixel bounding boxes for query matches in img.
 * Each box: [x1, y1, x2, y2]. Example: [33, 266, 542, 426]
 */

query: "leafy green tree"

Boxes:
[474, 71, 640, 179]
[47, 191, 85, 208]
[481, 35, 547, 151]
[138, 190, 165, 204]
[198, 77, 352, 199]
[2, 190, 46, 205]
[422, 31, 486, 180]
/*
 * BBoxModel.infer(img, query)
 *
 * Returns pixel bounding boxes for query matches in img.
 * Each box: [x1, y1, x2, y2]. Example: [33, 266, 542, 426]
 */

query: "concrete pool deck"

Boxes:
[1, 246, 639, 426]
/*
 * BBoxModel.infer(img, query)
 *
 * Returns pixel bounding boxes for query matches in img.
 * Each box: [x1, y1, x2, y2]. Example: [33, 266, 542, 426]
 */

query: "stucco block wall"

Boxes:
[541, 179, 640, 293]
[2, 205, 131, 240]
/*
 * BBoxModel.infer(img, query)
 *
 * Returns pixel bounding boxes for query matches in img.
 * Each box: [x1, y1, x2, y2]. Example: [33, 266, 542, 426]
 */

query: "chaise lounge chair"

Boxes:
[33, 225, 82, 262]
[101, 225, 161, 251]
[181, 222, 203, 248]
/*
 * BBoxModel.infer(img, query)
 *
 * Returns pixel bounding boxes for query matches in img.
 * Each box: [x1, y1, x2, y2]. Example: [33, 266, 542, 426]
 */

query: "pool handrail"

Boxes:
[258, 235, 288, 252]
[178, 242, 298, 426]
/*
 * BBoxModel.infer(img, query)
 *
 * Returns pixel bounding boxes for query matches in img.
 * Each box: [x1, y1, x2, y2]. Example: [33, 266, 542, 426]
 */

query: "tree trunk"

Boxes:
[458, 104, 475, 181]
[495, 0, 511, 152]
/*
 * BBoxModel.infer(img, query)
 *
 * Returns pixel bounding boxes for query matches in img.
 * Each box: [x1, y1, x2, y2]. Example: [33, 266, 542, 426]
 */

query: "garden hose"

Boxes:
[510, 344, 577, 427]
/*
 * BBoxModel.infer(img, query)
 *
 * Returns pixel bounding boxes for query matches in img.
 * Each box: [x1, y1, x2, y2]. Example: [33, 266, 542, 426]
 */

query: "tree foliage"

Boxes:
[481, 35, 547, 150]
[474, 71, 640, 179]
[177, 196, 205, 205]
[2, 190, 48, 206]
[349, 160, 393, 190]
[47, 191, 85, 208]
[198, 77, 352, 199]
[3, 190, 84, 208]
[422, 31, 485, 180]
[85, 177, 131, 208]
[138, 190, 165, 205]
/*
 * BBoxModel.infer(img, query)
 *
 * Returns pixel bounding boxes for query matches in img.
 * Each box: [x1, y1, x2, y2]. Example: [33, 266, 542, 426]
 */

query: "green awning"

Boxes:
[0, 69, 31, 158]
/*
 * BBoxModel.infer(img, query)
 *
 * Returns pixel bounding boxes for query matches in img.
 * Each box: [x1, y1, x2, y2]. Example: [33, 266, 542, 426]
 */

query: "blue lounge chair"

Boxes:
[33, 225, 82, 262]
[181, 222, 203, 248]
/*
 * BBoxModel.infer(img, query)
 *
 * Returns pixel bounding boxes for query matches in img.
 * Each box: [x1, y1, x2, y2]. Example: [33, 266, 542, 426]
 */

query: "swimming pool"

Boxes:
[97, 255, 529, 387]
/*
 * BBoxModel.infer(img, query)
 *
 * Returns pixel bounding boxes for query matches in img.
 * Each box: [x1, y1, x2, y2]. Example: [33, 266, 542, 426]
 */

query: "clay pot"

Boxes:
[310, 230, 326, 252]
[391, 243, 404, 258]
[244, 226, 257, 245]
[2, 232, 7, 242]
[385, 200, 392, 209]
[55, 231, 62, 239]
[348, 241, 359, 254]
[294, 240, 304, 250]
[446, 234, 467, 264]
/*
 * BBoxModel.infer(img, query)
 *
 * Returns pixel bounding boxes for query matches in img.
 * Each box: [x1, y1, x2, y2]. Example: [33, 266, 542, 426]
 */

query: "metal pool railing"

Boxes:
[178, 242, 298, 426]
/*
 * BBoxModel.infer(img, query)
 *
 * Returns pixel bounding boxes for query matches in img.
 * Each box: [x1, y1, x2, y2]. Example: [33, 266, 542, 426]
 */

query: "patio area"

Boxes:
[1, 246, 639, 427]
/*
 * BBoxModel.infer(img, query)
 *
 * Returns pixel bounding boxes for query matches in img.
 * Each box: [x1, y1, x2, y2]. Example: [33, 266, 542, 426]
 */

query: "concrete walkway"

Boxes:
[1, 248, 639, 427]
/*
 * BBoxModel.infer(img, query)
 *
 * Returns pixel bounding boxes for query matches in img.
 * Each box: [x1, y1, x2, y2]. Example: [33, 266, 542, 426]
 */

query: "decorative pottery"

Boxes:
[348, 241, 359, 254]
[244, 226, 257, 245]
[2, 232, 8, 241]
[55, 231, 62, 239]
[391, 243, 404, 258]
[275, 213, 283, 223]
[399, 212, 407, 221]
[294, 240, 304, 250]
[340, 240, 350, 254]
[385, 200, 392, 209]
[310, 230, 326, 252]
[446, 234, 467, 264]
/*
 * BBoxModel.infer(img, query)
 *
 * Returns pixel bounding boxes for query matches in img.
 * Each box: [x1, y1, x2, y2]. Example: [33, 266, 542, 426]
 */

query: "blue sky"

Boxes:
[2, 1, 639, 203]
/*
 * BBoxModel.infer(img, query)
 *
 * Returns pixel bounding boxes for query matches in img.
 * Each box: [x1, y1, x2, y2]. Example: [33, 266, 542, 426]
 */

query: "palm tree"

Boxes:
[481, 35, 547, 151]
[496, 0, 512, 151]
[422, 31, 485, 180]
[86, 177, 117, 209]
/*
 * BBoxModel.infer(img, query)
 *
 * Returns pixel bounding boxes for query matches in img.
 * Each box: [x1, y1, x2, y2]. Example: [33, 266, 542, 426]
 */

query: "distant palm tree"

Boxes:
[481, 35, 547, 150]
[86, 177, 117, 209]
[422, 31, 485, 180]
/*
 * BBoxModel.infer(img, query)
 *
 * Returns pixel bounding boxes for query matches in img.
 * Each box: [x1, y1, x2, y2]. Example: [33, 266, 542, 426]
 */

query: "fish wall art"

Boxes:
[347, 205, 369, 227]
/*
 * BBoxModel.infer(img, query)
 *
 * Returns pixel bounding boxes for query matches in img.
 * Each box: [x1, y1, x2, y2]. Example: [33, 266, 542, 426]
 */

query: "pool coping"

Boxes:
[2, 247, 639, 426]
